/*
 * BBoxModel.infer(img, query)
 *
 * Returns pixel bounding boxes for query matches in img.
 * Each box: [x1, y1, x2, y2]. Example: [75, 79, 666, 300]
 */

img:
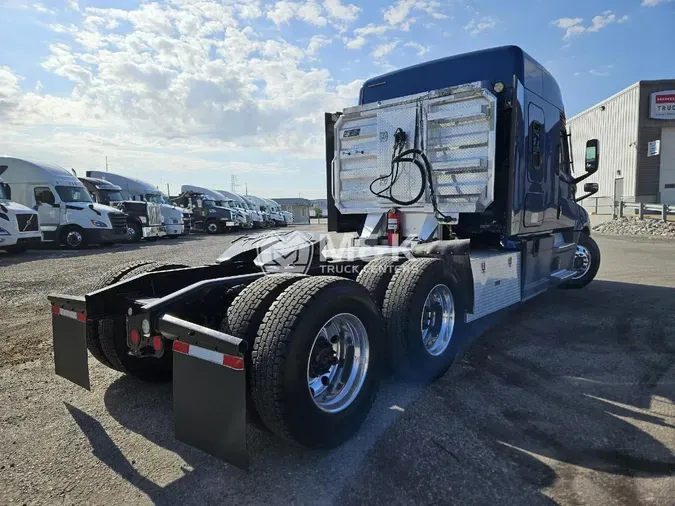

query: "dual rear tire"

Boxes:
[223, 258, 464, 449]
[226, 275, 383, 447]
[88, 261, 188, 381]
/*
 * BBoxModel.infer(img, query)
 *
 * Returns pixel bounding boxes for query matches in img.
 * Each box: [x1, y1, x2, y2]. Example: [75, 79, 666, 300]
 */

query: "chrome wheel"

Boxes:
[127, 227, 136, 240]
[307, 313, 369, 414]
[66, 230, 83, 248]
[207, 222, 218, 233]
[420, 284, 455, 356]
[572, 245, 591, 280]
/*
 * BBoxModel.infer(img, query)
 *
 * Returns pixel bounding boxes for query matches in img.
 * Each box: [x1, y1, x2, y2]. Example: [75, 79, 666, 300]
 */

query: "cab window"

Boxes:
[34, 186, 56, 205]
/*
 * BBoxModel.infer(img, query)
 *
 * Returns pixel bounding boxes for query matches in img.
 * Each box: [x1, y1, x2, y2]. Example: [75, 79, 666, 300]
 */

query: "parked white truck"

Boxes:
[216, 189, 263, 229]
[268, 198, 293, 225]
[0, 165, 42, 253]
[246, 195, 286, 226]
[87, 171, 186, 239]
[0, 158, 128, 249]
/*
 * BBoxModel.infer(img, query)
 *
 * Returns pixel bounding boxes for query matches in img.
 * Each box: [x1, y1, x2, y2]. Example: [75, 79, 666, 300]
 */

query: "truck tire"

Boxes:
[61, 225, 87, 250]
[356, 256, 405, 310]
[87, 261, 156, 369]
[560, 233, 601, 290]
[127, 222, 142, 243]
[222, 273, 306, 429]
[205, 219, 221, 234]
[251, 277, 383, 448]
[382, 258, 465, 381]
[97, 262, 188, 381]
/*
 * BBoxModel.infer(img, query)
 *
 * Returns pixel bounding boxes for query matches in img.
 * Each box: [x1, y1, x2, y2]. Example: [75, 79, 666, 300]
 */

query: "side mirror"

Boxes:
[1, 183, 10, 200]
[571, 139, 599, 185]
[575, 182, 599, 202]
[584, 139, 599, 173]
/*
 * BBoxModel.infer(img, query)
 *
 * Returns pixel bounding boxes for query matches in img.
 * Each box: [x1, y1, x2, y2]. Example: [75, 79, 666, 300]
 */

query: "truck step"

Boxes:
[549, 269, 577, 283]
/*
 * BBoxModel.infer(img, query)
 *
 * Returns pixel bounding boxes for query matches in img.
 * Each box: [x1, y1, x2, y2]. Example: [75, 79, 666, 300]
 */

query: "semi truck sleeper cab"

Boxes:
[48, 45, 601, 469]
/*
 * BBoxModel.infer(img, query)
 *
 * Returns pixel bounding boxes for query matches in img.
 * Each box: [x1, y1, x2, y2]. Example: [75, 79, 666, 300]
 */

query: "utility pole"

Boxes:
[166, 184, 170, 196]
[245, 183, 248, 195]
[105, 156, 109, 172]
[231, 174, 239, 193]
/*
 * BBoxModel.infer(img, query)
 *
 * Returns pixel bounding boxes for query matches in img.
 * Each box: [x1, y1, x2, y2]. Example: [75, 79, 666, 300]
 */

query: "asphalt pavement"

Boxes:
[0, 230, 673, 505]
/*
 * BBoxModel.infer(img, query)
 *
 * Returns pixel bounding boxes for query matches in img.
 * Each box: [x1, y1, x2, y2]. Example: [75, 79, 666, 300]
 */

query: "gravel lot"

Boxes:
[1, 229, 674, 505]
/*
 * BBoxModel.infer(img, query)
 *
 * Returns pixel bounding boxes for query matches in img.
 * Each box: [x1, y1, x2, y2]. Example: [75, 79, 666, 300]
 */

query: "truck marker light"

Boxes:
[51, 305, 86, 322]
[172, 341, 244, 370]
[129, 328, 141, 346]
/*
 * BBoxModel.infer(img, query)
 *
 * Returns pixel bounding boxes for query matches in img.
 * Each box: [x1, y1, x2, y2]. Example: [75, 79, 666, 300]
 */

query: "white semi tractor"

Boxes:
[0, 165, 42, 254]
[216, 190, 264, 229]
[87, 171, 187, 240]
[268, 199, 294, 225]
[246, 195, 287, 226]
[0, 158, 128, 249]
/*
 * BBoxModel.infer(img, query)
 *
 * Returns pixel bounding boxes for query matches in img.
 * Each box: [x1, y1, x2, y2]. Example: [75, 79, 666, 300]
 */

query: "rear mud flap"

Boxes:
[49, 295, 90, 390]
[162, 314, 248, 470]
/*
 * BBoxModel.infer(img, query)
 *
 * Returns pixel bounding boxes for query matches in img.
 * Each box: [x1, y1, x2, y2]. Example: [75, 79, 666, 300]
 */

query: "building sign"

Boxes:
[648, 140, 660, 157]
[650, 90, 675, 119]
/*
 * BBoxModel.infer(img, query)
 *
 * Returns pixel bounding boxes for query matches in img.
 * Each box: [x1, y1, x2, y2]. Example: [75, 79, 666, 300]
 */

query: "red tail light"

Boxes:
[151, 335, 163, 352]
[129, 328, 141, 346]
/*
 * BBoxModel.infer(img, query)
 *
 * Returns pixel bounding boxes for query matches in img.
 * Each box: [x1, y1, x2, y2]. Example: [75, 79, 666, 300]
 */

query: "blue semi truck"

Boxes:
[48, 46, 600, 469]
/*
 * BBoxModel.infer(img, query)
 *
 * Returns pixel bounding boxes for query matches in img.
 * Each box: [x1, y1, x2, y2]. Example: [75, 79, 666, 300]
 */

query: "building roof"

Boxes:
[568, 79, 675, 122]
[271, 198, 313, 206]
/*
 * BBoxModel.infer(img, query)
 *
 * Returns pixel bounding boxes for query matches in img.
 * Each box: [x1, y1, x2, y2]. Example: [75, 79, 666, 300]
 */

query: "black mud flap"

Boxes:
[160, 314, 248, 470]
[48, 295, 90, 390]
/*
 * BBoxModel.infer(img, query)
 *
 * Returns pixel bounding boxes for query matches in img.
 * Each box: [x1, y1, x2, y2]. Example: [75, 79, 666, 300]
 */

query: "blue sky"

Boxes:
[0, 0, 673, 198]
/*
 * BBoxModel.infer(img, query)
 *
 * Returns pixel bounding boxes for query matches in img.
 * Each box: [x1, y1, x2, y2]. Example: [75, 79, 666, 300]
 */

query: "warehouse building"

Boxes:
[568, 80, 675, 216]
[271, 197, 312, 224]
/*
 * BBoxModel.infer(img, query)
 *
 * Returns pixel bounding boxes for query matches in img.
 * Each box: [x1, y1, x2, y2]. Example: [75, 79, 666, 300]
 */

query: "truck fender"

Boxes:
[411, 239, 475, 314]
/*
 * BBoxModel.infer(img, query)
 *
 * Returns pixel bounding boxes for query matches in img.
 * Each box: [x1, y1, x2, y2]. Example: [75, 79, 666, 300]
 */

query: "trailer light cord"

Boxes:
[369, 104, 453, 223]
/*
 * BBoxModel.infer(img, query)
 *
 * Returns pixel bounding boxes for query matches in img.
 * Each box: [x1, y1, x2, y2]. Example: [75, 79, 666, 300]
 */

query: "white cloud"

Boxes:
[384, 0, 416, 25]
[0, 66, 22, 117]
[641, 0, 673, 5]
[34, 80, 44, 92]
[372, 41, 399, 58]
[307, 35, 332, 55]
[1, 0, 364, 167]
[32, 3, 56, 14]
[404, 41, 429, 56]
[343, 23, 389, 49]
[552, 11, 628, 40]
[463, 16, 498, 35]
[266, 1, 327, 27]
[67, 0, 79, 11]
[323, 0, 360, 22]
[236, 1, 263, 19]
[383, 0, 447, 28]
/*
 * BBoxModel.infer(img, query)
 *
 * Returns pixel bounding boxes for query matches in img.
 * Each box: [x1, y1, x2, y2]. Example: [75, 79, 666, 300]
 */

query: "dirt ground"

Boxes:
[1, 229, 674, 505]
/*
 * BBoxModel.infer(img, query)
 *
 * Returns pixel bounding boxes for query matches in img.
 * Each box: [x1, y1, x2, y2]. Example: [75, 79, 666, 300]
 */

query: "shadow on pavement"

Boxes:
[68, 279, 675, 505]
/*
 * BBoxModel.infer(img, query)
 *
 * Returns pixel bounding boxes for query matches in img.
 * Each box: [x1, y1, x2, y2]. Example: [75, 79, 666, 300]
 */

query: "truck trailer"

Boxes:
[0, 166, 42, 253]
[48, 46, 601, 469]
